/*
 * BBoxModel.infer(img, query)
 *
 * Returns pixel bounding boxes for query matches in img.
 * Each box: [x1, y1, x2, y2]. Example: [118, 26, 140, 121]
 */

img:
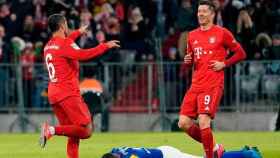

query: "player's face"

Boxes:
[197, 5, 215, 26]
[60, 20, 69, 36]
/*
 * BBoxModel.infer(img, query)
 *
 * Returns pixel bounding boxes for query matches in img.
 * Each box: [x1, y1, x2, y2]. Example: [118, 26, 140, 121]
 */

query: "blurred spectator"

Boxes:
[74, 0, 89, 10]
[251, 0, 273, 34]
[222, 0, 239, 31]
[269, 0, 280, 34]
[21, 15, 36, 42]
[140, 0, 158, 32]
[177, 31, 187, 59]
[32, 0, 48, 42]
[108, 0, 125, 22]
[236, 7, 255, 55]
[104, 15, 121, 41]
[33, 0, 47, 22]
[271, 34, 280, 59]
[231, 0, 251, 10]
[163, 47, 181, 111]
[90, 0, 107, 17]
[79, 9, 97, 35]
[45, 0, 72, 15]
[123, 6, 147, 61]
[213, 0, 224, 26]
[163, 0, 178, 34]
[0, 25, 10, 107]
[20, 42, 36, 108]
[162, 29, 181, 59]
[10, 0, 33, 25]
[0, 25, 11, 63]
[176, 0, 196, 32]
[0, 4, 19, 40]
[252, 33, 273, 60]
[96, 30, 106, 43]
[94, 3, 114, 28]
[11, 36, 26, 62]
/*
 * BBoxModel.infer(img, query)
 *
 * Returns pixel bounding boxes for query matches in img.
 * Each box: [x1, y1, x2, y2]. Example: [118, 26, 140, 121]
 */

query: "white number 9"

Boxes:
[204, 95, 211, 105]
[45, 53, 57, 82]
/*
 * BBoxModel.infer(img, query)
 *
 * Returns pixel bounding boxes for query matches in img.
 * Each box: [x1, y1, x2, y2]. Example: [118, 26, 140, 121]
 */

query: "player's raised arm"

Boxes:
[60, 40, 120, 60]
[223, 28, 247, 67]
[67, 24, 89, 41]
[67, 30, 81, 41]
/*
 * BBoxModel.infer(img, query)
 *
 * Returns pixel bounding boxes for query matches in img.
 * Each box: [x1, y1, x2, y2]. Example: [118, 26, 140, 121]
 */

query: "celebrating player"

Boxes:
[178, 1, 246, 158]
[39, 14, 120, 158]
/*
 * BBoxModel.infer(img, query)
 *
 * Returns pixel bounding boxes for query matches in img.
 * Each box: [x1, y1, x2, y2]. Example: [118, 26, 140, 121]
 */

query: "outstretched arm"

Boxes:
[68, 24, 90, 41]
[68, 30, 81, 41]
[60, 40, 120, 60]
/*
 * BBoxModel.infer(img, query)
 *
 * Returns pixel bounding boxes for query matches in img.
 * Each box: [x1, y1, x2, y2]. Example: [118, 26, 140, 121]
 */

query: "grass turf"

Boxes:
[0, 132, 279, 158]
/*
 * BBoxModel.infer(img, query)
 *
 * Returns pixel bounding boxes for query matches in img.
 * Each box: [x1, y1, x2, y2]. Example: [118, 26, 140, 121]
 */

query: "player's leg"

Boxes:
[51, 102, 83, 158]
[67, 137, 80, 158]
[40, 97, 92, 146]
[54, 97, 92, 139]
[198, 114, 213, 158]
[197, 87, 223, 158]
[178, 89, 201, 143]
[39, 102, 70, 148]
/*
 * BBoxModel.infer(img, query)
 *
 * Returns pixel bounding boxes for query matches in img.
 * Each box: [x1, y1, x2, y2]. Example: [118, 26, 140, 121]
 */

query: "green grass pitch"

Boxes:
[0, 132, 279, 158]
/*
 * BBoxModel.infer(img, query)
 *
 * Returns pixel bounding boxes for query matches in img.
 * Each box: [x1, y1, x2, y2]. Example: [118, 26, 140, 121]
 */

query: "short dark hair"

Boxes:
[48, 14, 66, 33]
[199, 0, 216, 12]
[101, 153, 118, 158]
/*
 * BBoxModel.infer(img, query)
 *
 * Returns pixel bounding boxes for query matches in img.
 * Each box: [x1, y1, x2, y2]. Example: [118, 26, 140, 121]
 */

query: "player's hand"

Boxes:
[209, 60, 226, 71]
[184, 54, 192, 65]
[79, 24, 89, 34]
[105, 40, 121, 49]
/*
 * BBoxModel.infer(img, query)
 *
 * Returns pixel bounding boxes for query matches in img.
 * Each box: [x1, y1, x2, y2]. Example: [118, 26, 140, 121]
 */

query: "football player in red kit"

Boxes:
[178, 1, 246, 158]
[39, 14, 120, 158]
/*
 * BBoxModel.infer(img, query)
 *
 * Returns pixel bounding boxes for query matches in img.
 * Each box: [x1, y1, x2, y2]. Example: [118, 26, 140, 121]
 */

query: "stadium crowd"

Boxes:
[0, 0, 279, 109]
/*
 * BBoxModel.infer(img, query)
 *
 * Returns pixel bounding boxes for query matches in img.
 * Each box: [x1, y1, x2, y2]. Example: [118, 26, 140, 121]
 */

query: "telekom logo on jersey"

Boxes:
[193, 47, 213, 59]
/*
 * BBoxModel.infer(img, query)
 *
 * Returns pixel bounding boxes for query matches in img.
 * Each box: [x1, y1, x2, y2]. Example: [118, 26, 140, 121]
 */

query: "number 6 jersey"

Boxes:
[43, 31, 109, 104]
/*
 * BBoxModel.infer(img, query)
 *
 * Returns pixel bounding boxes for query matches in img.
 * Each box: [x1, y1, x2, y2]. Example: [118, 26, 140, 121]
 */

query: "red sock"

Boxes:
[186, 124, 201, 143]
[67, 137, 80, 158]
[55, 125, 91, 139]
[201, 127, 214, 158]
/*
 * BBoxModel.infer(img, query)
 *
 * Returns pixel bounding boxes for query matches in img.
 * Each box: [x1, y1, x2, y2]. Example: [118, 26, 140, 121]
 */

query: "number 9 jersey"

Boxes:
[180, 25, 246, 119]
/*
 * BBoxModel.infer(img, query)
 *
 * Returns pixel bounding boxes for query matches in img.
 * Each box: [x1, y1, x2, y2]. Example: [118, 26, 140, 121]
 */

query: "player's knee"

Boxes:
[82, 128, 92, 139]
[86, 130, 92, 138]
[178, 119, 192, 130]
[86, 124, 93, 138]
[198, 115, 211, 129]
[81, 124, 92, 139]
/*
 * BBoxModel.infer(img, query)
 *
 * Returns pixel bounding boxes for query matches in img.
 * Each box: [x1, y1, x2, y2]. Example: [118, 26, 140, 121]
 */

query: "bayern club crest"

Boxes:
[208, 36, 216, 44]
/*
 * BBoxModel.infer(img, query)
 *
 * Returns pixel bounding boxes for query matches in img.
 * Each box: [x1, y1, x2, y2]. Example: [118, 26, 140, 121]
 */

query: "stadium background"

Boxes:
[0, 0, 279, 157]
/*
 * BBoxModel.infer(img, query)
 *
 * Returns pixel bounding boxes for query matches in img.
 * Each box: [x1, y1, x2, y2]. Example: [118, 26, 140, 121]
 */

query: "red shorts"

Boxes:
[179, 86, 223, 119]
[51, 96, 91, 126]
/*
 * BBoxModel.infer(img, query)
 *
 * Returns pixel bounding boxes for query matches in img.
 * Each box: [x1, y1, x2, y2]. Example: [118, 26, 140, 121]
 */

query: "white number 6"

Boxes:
[204, 95, 211, 105]
[45, 53, 57, 82]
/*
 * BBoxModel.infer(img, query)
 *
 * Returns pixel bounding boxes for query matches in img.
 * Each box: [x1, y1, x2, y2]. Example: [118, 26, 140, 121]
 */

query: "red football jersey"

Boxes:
[187, 25, 246, 90]
[44, 30, 109, 104]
